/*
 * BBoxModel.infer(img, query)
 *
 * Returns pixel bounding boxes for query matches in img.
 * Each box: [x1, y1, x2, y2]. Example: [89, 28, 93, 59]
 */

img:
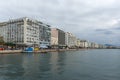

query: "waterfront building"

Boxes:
[84, 41, 89, 48]
[80, 40, 89, 48]
[91, 42, 95, 48]
[80, 40, 85, 48]
[76, 39, 81, 48]
[87, 42, 92, 48]
[90, 42, 101, 48]
[0, 17, 51, 48]
[65, 32, 77, 48]
[94, 43, 99, 48]
[0, 35, 4, 45]
[98, 44, 106, 49]
[51, 28, 66, 48]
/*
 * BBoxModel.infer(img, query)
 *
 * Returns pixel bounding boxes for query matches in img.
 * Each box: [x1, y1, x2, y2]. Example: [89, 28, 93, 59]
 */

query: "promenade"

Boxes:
[0, 50, 22, 54]
[0, 49, 79, 54]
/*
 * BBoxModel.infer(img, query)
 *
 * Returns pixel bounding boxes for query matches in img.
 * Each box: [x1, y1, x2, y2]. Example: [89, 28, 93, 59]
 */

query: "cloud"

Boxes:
[95, 28, 114, 35]
[114, 27, 120, 30]
[111, 21, 120, 30]
[95, 29, 107, 31]
[103, 31, 114, 35]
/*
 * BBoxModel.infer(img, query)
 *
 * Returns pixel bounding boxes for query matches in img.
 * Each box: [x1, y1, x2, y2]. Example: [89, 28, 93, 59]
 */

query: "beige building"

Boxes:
[51, 28, 65, 48]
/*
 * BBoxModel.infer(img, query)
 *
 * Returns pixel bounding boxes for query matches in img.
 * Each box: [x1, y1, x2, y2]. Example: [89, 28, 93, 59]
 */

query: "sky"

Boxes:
[0, 0, 120, 46]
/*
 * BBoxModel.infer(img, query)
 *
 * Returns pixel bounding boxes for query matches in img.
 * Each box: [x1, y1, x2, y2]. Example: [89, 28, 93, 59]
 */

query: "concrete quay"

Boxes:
[0, 49, 79, 54]
[0, 50, 22, 54]
[34, 49, 78, 53]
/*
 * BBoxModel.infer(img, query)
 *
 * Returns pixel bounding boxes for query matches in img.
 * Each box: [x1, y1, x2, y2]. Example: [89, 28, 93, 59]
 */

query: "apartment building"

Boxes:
[51, 28, 65, 48]
[65, 32, 77, 48]
[80, 40, 89, 48]
[0, 17, 51, 48]
[76, 39, 81, 47]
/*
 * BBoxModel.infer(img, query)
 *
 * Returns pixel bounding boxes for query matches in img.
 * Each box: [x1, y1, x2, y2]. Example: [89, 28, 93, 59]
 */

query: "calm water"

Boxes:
[0, 49, 120, 80]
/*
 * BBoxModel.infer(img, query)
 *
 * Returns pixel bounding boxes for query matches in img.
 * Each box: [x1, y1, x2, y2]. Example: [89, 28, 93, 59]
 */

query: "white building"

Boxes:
[65, 32, 77, 48]
[94, 43, 99, 48]
[80, 40, 89, 48]
[0, 17, 51, 48]
[76, 39, 81, 47]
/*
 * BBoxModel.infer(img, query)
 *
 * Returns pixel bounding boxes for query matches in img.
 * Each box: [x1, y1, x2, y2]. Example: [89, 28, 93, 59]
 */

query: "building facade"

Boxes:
[80, 40, 89, 48]
[0, 17, 51, 48]
[51, 28, 65, 48]
[76, 39, 81, 47]
[65, 32, 77, 48]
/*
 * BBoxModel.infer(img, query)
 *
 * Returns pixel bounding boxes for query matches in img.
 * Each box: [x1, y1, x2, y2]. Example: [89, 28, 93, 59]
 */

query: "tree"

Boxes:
[0, 36, 4, 45]
[4, 42, 15, 46]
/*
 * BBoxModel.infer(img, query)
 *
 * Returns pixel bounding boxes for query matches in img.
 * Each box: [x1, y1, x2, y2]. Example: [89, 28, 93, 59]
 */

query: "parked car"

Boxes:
[0, 48, 4, 50]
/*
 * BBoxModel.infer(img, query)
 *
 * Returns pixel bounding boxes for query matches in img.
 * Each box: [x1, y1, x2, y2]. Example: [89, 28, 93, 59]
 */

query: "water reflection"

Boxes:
[22, 53, 52, 79]
[0, 54, 24, 80]
[0, 50, 120, 80]
[0, 52, 67, 80]
[50, 51, 66, 75]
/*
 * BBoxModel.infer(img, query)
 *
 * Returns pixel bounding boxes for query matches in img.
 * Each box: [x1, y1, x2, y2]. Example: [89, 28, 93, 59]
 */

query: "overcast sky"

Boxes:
[0, 0, 120, 45]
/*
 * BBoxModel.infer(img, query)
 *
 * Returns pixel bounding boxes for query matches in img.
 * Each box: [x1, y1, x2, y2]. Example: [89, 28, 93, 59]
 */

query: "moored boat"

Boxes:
[22, 47, 34, 53]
